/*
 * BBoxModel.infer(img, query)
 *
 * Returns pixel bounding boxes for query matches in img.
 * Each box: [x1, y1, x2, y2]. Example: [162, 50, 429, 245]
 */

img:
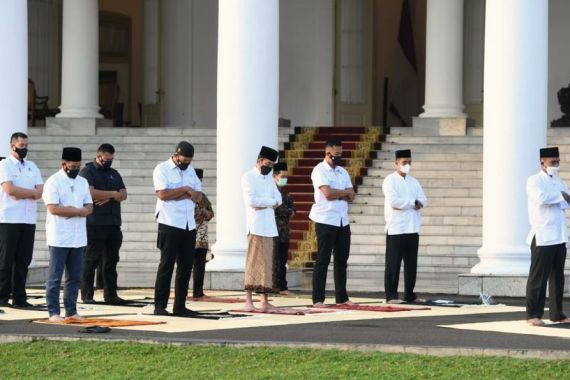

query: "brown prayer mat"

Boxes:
[33, 318, 166, 327]
[314, 304, 431, 312]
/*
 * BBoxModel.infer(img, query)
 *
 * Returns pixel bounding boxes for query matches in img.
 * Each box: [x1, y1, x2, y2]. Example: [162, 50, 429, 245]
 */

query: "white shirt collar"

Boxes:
[7, 154, 24, 166]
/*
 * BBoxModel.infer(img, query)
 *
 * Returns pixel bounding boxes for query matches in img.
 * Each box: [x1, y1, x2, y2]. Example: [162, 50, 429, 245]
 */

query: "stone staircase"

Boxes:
[26, 126, 293, 287]
[345, 126, 483, 293]
[345, 126, 570, 294]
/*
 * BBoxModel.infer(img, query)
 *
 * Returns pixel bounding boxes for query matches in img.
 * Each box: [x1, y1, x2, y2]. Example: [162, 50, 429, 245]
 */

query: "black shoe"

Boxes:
[172, 308, 198, 316]
[105, 297, 127, 305]
[12, 301, 33, 308]
[82, 299, 96, 304]
[153, 308, 170, 316]
[0, 301, 10, 307]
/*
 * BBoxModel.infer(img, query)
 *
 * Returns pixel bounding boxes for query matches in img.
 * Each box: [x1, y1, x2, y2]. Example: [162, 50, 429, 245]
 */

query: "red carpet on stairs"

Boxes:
[281, 126, 383, 268]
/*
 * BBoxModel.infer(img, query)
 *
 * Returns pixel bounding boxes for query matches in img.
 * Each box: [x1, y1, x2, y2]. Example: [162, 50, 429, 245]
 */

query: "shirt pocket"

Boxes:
[58, 188, 77, 207]
[167, 173, 182, 189]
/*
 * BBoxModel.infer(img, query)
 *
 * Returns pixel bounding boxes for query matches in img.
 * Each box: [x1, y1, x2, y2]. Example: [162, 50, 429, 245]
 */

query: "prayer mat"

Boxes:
[314, 304, 430, 312]
[11, 304, 49, 312]
[94, 300, 153, 307]
[405, 299, 479, 308]
[172, 311, 251, 320]
[187, 296, 266, 303]
[33, 318, 165, 327]
[229, 308, 335, 315]
[543, 323, 570, 329]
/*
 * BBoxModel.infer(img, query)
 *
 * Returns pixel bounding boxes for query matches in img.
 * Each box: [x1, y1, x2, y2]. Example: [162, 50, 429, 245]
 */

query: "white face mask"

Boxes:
[546, 165, 560, 176]
[399, 164, 411, 174]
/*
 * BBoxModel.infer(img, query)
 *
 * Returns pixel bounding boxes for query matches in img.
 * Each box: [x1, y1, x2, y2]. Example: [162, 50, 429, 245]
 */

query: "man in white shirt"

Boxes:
[526, 146, 570, 326]
[240, 146, 282, 311]
[309, 139, 355, 307]
[0, 132, 43, 308]
[43, 147, 93, 322]
[382, 149, 427, 304]
[152, 141, 202, 316]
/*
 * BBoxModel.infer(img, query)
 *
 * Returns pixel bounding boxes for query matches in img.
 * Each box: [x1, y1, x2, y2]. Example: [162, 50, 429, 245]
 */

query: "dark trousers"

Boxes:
[154, 223, 196, 311]
[192, 248, 207, 298]
[312, 222, 351, 304]
[526, 238, 567, 321]
[275, 240, 289, 291]
[80, 225, 123, 301]
[0, 223, 36, 304]
[385, 233, 419, 302]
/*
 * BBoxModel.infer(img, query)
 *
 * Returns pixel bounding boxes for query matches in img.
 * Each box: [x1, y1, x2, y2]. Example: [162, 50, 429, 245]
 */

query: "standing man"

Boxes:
[153, 141, 202, 316]
[309, 139, 355, 307]
[526, 147, 570, 326]
[0, 132, 43, 308]
[79, 143, 127, 305]
[43, 147, 93, 321]
[191, 168, 214, 299]
[240, 146, 282, 311]
[272, 162, 296, 295]
[382, 149, 427, 304]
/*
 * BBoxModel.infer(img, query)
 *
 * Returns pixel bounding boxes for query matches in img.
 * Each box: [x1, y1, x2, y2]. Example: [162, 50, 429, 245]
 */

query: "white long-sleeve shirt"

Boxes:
[242, 167, 282, 237]
[526, 170, 569, 246]
[382, 171, 427, 235]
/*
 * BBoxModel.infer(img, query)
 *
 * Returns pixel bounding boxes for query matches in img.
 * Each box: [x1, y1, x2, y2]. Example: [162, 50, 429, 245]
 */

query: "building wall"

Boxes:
[161, 0, 217, 128]
[372, 0, 426, 126]
[161, 0, 335, 129]
[548, 0, 570, 125]
[280, 0, 335, 127]
[99, 0, 144, 126]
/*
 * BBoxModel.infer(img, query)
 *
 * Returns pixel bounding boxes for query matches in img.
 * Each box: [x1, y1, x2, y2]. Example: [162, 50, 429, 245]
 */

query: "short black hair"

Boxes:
[97, 143, 115, 154]
[325, 138, 342, 148]
[10, 132, 28, 143]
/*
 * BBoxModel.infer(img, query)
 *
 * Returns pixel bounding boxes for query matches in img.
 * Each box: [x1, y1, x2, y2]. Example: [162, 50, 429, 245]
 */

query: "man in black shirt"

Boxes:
[79, 143, 127, 304]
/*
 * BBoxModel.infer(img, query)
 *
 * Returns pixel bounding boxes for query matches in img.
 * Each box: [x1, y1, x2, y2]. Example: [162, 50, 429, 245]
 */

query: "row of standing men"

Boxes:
[0, 133, 567, 325]
[0, 132, 421, 318]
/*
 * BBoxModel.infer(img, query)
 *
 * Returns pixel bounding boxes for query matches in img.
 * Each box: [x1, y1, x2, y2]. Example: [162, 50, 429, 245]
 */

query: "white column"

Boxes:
[472, 0, 548, 275]
[419, 0, 466, 118]
[209, 0, 279, 270]
[57, 0, 102, 119]
[0, 1, 27, 156]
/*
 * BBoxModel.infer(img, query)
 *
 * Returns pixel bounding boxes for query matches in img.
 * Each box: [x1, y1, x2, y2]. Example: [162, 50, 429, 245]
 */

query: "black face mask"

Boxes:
[65, 167, 80, 179]
[260, 165, 272, 175]
[14, 147, 27, 161]
[99, 158, 112, 170]
[176, 160, 190, 171]
[329, 154, 342, 167]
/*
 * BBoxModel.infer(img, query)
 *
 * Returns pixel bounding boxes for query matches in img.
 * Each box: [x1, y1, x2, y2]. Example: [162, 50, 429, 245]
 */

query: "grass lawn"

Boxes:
[0, 341, 568, 379]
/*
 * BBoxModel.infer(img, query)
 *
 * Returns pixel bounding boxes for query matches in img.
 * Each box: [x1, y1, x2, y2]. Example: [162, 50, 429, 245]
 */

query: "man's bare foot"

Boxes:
[554, 317, 570, 324]
[279, 290, 294, 296]
[387, 299, 405, 304]
[340, 300, 356, 306]
[527, 318, 545, 326]
[48, 315, 64, 322]
[235, 303, 258, 312]
[260, 302, 278, 312]
[312, 302, 326, 308]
